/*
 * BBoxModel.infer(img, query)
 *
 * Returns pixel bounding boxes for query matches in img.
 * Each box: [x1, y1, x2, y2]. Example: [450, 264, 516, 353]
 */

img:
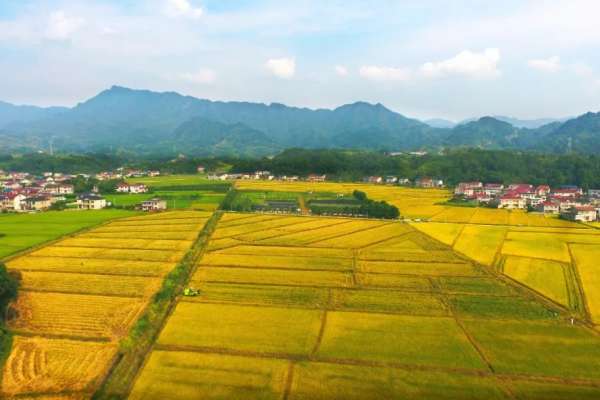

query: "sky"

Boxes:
[1, 0, 600, 121]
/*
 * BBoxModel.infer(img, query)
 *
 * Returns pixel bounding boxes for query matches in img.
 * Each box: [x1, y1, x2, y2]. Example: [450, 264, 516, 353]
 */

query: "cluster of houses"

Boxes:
[363, 176, 444, 188]
[0, 171, 76, 212]
[1, 170, 166, 213]
[455, 182, 600, 222]
[95, 168, 160, 181]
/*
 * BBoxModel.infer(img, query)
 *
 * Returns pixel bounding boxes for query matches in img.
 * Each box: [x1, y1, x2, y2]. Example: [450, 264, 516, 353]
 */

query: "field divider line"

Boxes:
[199, 263, 353, 273]
[310, 289, 332, 357]
[13, 268, 164, 278]
[18, 288, 147, 299]
[216, 214, 287, 228]
[151, 342, 600, 387]
[566, 243, 597, 330]
[418, 219, 591, 231]
[214, 242, 356, 256]
[50, 244, 191, 252]
[9, 330, 112, 343]
[282, 362, 296, 400]
[356, 229, 415, 251]
[17, 254, 178, 263]
[5, 389, 91, 399]
[430, 276, 497, 375]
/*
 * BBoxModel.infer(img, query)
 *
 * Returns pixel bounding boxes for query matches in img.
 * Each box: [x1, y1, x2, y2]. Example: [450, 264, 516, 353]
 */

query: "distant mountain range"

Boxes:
[0, 86, 598, 156]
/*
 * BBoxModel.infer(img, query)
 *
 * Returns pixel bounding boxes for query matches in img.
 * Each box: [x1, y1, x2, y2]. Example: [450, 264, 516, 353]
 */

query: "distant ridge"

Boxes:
[0, 86, 598, 156]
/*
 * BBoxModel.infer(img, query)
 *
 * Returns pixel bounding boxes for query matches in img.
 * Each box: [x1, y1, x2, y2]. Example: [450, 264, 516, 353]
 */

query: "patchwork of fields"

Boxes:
[0, 211, 211, 399]
[130, 213, 600, 399]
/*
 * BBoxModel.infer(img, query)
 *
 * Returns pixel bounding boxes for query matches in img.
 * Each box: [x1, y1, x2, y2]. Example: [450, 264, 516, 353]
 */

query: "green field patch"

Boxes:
[358, 260, 477, 276]
[158, 303, 322, 355]
[0, 210, 135, 259]
[289, 361, 508, 400]
[193, 266, 353, 288]
[503, 256, 569, 307]
[437, 277, 516, 296]
[355, 273, 432, 290]
[129, 351, 289, 400]
[448, 294, 559, 320]
[330, 289, 449, 316]
[454, 225, 506, 266]
[200, 253, 352, 270]
[317, 312, 486, 369]
[184, 283, 329, 308]
[463, 319, 600, 380]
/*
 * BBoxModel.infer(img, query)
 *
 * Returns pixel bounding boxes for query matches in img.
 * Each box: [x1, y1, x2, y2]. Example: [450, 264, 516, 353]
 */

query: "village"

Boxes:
[0, 168, 166, 213]
[454, 181, 600, 222]
[2, 166, 599, 222]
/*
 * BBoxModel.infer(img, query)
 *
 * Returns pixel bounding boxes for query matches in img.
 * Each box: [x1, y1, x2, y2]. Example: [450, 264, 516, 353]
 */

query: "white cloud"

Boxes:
[334, 65, 348, 76]
[165, 0, 203, 19]
[359, 65, 411, 81]
[265, 58, 295, 79]
[528, 56, 561, 73]
[179, 68, 216, 84]
[45, 11, 85, 40]
[421, 48, 501, 79]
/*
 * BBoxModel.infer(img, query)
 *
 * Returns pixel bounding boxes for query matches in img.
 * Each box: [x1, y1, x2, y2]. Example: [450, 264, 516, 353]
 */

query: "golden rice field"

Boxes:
[1, 211, 211, 398]
[130, 212, 600, 399]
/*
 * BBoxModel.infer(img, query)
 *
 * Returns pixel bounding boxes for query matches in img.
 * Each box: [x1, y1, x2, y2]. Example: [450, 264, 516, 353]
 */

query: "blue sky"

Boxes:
[1, 0, 599, 121]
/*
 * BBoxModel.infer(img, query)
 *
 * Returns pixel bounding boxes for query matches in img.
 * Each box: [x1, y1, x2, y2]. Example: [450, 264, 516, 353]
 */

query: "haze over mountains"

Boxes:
[0, 86, 599, 157]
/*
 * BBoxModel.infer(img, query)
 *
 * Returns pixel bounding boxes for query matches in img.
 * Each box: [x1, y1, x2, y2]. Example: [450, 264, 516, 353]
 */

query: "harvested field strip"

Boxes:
[54, 238, 193, 251]
[358, 260, 478, 276]
[316, 312, 487, 369]
[259, 220, 385, 246]
[462, 319, 600, 381]
[454, 225, 506, 266]
[502, 256, 570, 307]
[18, 271, 161, 298]
[206, 237, 245, 251]
[128, 351, 290, 400]
[1, 336, 117, 397]
[6, 257, 173, 277]
[107, 218, 208, 227]
[79, 231, 198, 240]
[27, 246, 184, 262]
[8, 292, 144, 340]
[192, 266, 353, 288]
[92, 224, 202, 233]
[214, 244, 353, 259]
[311, 222, 411, 248]
[200, 253, 353, 271]
[570, 244, 600, 324]
[157, 302, 323, 356]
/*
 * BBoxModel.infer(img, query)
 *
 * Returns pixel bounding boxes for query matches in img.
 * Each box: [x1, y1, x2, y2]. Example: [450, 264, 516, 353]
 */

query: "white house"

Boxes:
[77, 193, 107, 210]
[141, 198, 167, 212]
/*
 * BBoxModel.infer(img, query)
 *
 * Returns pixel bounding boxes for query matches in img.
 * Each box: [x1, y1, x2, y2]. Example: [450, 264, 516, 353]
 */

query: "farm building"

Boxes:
[561, 206, 598, 222]
[141, 198, 167, 212]
[77, 193, 107, 210]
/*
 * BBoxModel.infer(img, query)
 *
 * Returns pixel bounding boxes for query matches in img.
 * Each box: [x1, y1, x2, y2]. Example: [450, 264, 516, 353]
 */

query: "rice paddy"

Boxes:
[1, 211, 211, 398]
[130, 211, 600, 399]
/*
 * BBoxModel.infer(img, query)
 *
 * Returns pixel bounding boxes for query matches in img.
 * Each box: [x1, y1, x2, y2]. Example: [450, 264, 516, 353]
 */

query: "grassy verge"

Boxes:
[93, 211, 222, 400]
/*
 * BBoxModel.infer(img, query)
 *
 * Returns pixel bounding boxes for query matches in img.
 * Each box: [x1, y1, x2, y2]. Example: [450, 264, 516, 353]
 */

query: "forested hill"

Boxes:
[0, 86, 599, 156]
[4, 149, 600, 189]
